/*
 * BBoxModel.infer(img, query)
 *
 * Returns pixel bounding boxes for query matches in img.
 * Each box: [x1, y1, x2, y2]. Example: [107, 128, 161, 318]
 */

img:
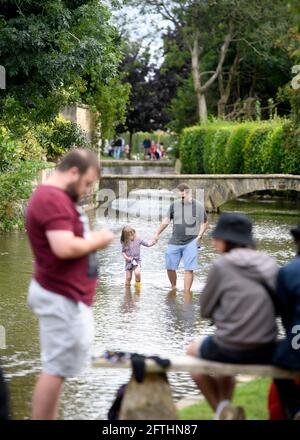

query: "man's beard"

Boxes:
[66, 182, 80, 202]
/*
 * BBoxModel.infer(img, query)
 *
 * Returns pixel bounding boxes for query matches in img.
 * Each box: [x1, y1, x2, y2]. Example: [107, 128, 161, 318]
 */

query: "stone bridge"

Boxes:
[99, 174, 300, 212]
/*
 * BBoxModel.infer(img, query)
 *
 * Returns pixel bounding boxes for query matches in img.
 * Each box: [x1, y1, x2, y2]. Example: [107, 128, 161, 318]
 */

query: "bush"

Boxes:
[280, 122, 300, 174]
[0, 117, 91, 231]
[0, 126, 46, 231]
[243, 125, 272, 174]
[260, 125, 285, 173]
[36, 117, 90, 162]
[180, 127, 203, 173]
[202, 128, 219, 174]
[179, 130, 192, 173]
[0, 161, 46, 232]
[224, 125, 251, 174]
[207, 127, 231, 174]
[179, 119, 298, 174]
[0, 127, 22, 172]
[190, 129, 207, 174]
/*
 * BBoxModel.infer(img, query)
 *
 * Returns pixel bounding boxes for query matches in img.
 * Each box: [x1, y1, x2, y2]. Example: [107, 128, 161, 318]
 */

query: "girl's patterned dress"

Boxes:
[122, 239, 150, 271]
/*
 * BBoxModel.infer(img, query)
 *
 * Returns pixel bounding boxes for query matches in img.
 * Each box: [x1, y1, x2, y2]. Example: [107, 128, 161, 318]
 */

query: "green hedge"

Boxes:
[179, 120, 299, 174]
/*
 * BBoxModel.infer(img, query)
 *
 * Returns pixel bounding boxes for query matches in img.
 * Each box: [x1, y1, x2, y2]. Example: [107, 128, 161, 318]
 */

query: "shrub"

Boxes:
[209, 128, 231, 174]
[179, 128, 192, 173]
[0, 126, 26, 172]
[190, 129, 206, 174]
[180, 127, 205, 174]
[259, 125, 285, 173]
[179, 119, 298, 175]
[280, 122, 300, 174]
[0, 126, 45, 231]
[243, 125, 273, 174]
[0, 117, 91, 231]
[225, 125, 251, 174]
[0, 161, 46, 232]
[36, 117, 90, 162]
[202, 128, 218, 174]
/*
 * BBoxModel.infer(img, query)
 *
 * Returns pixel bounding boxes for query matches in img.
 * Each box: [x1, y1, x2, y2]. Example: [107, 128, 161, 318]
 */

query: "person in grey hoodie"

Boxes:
[187, 213, 278, 420]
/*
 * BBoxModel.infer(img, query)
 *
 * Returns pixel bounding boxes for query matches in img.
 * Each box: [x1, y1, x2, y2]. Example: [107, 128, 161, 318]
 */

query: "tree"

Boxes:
[117, 40, 161, 148]
[83, 70, 131, 146]
[155, 28, 197, 132]
[128, 0, 290, 124]
[0, 0, 121, 133]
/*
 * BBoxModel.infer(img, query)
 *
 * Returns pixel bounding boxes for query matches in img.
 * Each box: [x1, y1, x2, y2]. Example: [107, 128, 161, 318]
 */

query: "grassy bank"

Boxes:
[179, 377, 271, 420]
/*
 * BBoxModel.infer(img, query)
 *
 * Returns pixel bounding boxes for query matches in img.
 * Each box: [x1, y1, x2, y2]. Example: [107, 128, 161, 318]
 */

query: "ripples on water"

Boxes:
[1, 192, 300, 419]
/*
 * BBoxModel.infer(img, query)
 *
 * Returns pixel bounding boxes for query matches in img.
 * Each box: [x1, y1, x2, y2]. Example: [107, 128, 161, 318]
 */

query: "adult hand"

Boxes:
[92, 228, 115, 249]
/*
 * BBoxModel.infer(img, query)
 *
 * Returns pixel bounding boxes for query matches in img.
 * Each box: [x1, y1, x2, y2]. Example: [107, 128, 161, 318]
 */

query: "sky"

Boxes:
[111, 4, 172, 65]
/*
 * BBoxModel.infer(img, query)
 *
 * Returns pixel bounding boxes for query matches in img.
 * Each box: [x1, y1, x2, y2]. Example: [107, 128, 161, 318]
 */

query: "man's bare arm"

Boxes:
[153, 217, 171, 242]
[197, 221, 209, 240]
[46, 229, 115, 260]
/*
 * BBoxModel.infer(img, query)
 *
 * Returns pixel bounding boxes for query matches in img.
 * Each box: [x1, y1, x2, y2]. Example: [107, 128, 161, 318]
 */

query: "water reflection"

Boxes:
[1, 195, 300, 419]
[121, 286, 141, 314]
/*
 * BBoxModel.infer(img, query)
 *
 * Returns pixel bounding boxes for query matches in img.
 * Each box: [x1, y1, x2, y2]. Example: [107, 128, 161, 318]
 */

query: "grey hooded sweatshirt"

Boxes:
[200, 248, 278, 350]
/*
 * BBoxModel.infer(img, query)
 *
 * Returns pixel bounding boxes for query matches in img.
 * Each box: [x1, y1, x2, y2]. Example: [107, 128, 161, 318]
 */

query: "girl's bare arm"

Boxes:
[122, 252, 132, 262]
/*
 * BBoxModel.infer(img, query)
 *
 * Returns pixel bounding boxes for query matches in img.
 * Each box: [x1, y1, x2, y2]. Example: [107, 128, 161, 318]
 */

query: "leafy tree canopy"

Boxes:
[0, 0, 122, 133]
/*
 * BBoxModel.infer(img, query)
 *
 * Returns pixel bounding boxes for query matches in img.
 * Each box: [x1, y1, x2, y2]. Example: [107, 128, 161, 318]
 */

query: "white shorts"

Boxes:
[28, 279, 94, 378]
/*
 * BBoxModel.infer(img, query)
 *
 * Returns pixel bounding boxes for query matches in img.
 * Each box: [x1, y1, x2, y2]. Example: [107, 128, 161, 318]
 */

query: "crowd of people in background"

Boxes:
[108, 137, 129, 159]
[106, 136, 166, 160]
[142, 137, 165, 160]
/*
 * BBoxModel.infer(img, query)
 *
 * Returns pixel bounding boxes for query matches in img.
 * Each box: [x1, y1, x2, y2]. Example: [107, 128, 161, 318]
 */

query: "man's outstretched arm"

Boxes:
[153, 217, 171, 242]
[197, 220, 209, 240]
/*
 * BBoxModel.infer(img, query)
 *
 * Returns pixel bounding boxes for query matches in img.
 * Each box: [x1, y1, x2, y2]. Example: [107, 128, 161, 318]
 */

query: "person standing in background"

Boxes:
[143, 137, 151, 159]
[124, 144, 130, 159]
[114, 137, 124, 159]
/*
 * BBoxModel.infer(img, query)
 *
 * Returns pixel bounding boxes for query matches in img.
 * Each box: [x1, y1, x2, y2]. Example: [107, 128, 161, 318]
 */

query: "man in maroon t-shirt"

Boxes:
[26, 149, 114, 420]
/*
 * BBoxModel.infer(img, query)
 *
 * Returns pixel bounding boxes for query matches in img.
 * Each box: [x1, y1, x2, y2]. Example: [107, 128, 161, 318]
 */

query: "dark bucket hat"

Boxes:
[290, 223, 300, 239]
[211, 212, 255, 247]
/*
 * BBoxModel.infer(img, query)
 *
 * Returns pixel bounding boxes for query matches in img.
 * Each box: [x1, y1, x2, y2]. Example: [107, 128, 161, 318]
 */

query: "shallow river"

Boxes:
[1, 189, 300, 419]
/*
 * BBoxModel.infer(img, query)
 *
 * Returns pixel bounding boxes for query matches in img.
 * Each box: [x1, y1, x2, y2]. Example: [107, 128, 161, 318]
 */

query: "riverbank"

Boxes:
[178, 377, 270, 420]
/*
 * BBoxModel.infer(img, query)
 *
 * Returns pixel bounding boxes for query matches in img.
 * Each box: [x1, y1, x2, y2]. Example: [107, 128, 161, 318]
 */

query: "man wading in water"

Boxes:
[153, 183, 208, 293]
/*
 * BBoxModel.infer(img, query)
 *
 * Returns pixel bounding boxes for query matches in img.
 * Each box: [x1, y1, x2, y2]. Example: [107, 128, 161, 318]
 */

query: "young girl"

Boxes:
[121, 226, 155, 288]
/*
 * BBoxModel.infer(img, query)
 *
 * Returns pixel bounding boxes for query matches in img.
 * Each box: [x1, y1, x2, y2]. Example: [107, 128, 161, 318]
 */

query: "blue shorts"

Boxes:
[165, 239, 198, 271]
[199, 336, 276, 365]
